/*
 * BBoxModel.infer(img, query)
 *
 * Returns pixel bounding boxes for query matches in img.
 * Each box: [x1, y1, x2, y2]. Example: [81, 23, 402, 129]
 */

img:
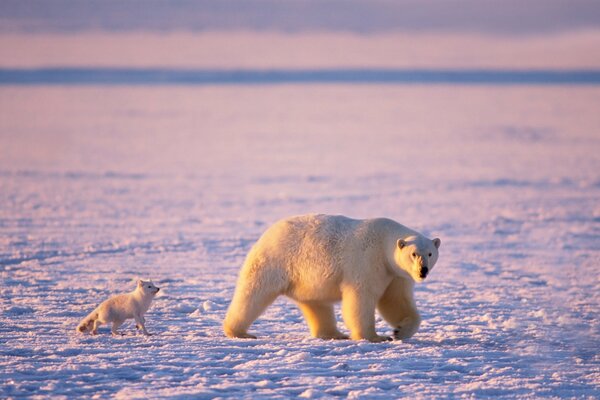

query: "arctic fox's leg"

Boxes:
[342, 286, 391, 343]
[111, 319, 125, 336]
[297, 302, 348, 340]
[377, 277, 421, 340]
[92, 319, 102, 335]
[136, 316, 146, 331]
[134, 315, 150, 336]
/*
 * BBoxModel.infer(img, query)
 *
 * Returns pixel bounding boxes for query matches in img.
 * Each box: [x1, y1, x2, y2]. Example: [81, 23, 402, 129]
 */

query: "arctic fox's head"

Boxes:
[393, 235, 441, 283]
[137, 280, 160, 296]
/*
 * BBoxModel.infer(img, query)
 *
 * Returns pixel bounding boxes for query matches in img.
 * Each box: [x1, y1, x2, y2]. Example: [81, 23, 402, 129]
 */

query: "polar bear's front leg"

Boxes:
[341, 287, 392, 342]
[297, 302, 348, 340]
[377, 277, 421, 340]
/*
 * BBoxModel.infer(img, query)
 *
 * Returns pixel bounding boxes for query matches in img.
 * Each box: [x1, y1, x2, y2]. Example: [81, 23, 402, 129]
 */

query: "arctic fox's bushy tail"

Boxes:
[77, 310, 98, 333]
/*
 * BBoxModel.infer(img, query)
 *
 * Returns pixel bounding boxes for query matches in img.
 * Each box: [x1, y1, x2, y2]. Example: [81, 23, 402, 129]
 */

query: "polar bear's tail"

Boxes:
[76, 310, 98, 333]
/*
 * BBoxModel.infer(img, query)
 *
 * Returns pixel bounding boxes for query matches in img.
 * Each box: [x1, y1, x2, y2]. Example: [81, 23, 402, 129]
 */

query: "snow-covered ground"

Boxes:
[1, 85, 599, 398]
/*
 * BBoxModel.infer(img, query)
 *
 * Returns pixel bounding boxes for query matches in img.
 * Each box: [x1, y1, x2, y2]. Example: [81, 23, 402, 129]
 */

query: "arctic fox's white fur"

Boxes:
[77, 280, 160, 336]
[224, 214, 441, 342]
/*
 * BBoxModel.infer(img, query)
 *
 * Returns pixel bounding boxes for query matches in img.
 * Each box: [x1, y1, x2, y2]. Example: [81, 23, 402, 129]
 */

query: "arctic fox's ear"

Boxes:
[137, 279, 143, 287]
[397, 239, 406, 249]
[432, 238, 441, 249]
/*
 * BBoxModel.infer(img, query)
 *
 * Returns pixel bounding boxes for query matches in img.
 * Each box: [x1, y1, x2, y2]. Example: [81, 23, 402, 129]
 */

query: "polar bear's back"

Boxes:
[247, 214, 358, 266]
[240, 215, 358, 300]
[248, 214, 411, 264]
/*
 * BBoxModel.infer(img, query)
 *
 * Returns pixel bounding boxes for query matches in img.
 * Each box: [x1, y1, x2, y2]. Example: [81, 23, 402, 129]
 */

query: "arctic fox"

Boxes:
[77, 280, 160, 336]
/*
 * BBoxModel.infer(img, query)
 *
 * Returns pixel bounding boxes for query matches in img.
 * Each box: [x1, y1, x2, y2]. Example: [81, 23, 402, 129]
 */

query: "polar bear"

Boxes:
[223, 214, 440, 342]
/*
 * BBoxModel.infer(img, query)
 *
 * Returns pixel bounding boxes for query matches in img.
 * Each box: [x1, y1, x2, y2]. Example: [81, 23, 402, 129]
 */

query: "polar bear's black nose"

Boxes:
[420, 267, 429, 278]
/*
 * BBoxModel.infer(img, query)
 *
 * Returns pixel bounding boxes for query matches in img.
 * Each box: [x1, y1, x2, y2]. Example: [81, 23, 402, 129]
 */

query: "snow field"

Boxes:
[1, 85, 599, 398]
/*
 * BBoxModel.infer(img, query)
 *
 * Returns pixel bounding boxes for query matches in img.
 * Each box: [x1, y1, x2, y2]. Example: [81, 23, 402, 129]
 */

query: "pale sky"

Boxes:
[1, 1, 600, 69]
[1, 0, 599, 35]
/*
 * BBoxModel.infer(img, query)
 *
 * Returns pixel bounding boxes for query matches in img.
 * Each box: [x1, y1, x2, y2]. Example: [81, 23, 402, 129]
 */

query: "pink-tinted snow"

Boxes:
[1, 83, 598, 398]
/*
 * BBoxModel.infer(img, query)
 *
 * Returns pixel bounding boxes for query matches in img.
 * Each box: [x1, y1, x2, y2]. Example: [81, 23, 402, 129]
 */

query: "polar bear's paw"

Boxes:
[393, 328, 404, 340]
[233, 332, 257, 339]
[370, 335, 393, 343]
[316, 332, 349, 340]
[353, 333, 392, 342]
[392, 316, 421, 340]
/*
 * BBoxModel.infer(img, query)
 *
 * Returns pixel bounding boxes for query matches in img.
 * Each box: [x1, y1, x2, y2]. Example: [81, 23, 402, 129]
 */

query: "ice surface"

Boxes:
[1, 85, 599, 398]
[2, 31, 600, 70]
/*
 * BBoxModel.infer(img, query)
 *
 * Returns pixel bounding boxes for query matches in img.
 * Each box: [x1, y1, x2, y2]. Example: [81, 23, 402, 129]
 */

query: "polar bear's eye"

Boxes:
[412, 252, 417, 257]
[428, 253, 432, 257]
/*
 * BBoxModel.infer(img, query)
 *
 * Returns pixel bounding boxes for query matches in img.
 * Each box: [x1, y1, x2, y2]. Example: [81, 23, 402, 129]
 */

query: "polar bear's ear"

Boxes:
[397, 239, 406, 249]
[432, 238, 441, 249]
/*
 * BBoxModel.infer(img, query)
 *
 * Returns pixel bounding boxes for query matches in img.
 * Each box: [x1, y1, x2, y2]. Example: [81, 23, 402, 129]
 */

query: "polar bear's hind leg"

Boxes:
[223, 287, 279, 338]
[223, 264, 287, 339]
[297, 302, 348, 340]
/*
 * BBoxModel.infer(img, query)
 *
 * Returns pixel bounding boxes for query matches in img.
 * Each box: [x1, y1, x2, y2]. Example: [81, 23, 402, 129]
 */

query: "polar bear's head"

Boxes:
[394, 235, 441, 282]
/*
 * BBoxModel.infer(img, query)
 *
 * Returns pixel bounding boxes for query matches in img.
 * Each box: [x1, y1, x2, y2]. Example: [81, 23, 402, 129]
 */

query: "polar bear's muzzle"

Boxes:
[419, 266, 429, 279]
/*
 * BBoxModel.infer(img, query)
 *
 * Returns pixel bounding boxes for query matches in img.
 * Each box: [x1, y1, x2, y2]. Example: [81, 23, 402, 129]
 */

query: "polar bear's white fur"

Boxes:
[223, 214, 441, 342]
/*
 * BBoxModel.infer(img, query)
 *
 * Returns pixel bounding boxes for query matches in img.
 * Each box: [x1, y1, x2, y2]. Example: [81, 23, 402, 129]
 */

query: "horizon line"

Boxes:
[1, 67, 600, 85]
